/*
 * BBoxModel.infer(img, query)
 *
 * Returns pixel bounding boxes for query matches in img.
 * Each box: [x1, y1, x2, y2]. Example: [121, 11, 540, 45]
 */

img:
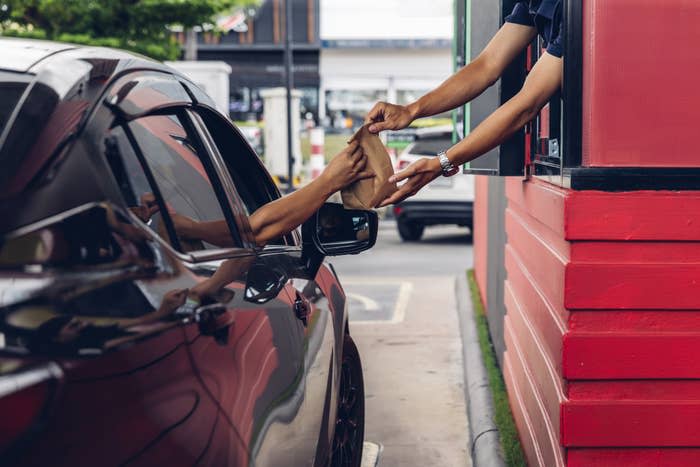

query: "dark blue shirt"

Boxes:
[505, 0, 563, 58]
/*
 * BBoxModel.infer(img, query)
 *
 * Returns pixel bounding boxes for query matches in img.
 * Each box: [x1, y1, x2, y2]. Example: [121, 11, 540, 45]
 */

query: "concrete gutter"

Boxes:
[455, 277, 506, 467]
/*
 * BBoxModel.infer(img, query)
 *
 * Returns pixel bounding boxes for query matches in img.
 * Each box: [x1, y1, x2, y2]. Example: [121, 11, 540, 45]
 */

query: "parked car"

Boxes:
[392, 126, 475, 241]
[0, 38, 371, 467]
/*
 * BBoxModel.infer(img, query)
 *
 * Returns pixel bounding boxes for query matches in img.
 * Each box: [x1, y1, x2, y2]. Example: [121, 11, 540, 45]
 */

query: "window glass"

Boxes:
[196, 109, 293, 246]
[105, 113, 237, 252]
[0, 81, 28, 133]
[409, 136, 452, 157]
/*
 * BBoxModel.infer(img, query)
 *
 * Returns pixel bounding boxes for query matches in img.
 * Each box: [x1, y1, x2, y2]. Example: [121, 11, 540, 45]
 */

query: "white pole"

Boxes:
[309, 127, 326, 179]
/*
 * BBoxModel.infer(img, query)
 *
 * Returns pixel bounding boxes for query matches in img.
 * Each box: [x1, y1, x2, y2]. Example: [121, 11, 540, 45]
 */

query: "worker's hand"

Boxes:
[366, 102, 415, 134]
[379, 157, 442, 207]
[321, 140, 374, 192]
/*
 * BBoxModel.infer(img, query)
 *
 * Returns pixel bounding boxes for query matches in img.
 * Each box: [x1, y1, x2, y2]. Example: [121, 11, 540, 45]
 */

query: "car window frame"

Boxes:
[189, 104, 302, 250]
[104, 93, 256, 263]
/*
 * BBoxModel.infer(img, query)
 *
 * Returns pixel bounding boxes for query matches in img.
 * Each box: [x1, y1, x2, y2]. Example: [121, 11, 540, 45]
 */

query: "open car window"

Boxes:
[194, 108, 297, 247]
[105, 112, 240, 252]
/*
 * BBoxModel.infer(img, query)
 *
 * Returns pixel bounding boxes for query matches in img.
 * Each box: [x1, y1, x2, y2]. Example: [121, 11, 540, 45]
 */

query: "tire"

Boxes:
[330, 335, 365, 467]
[397, 220, 424, 242]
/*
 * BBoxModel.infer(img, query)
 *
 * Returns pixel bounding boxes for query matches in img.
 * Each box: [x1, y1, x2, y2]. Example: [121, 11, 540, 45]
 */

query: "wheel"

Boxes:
[330, 335, 365, 467]
[397, 220, 424, 241]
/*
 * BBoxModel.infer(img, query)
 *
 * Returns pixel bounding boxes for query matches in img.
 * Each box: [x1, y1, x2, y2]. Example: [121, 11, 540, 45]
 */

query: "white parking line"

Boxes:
[344, 279, 414, 325]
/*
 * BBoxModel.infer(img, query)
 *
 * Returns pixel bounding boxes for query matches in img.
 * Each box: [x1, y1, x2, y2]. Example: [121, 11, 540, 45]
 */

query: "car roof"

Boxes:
[0, 38, 197, 203]
[0, 37, 168, 78]
[0, 38, 81, 73]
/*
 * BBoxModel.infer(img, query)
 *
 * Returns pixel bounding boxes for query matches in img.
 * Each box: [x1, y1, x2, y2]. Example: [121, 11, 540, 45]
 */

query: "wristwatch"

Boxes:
[437, 150, 459, 177]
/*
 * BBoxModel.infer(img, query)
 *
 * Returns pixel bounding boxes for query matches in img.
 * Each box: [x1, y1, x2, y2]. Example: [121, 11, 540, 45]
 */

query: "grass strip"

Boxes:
[467, 270, 527, 467]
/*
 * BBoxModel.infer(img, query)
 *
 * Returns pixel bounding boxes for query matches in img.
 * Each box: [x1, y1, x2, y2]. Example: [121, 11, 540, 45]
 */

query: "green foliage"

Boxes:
[0, 0, 258, 60]
[467, 270, 528, 467]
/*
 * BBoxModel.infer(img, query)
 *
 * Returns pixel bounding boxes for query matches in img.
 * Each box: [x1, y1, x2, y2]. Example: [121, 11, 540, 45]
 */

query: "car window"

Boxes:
[105, 113, 238, 252]
[408, 136, 452, 156]
[195, 108, 296, 246]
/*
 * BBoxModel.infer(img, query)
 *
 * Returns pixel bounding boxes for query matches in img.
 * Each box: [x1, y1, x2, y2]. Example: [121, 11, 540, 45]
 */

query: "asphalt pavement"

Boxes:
[329, 219, 474, 467]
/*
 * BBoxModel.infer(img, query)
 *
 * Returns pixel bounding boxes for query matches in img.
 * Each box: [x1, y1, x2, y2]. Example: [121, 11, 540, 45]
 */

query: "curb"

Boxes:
[455, 276, 506, 467]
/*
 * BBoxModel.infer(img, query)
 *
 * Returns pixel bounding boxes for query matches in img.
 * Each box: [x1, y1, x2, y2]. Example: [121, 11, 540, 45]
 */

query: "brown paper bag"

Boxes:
[341, 125, 397, 210]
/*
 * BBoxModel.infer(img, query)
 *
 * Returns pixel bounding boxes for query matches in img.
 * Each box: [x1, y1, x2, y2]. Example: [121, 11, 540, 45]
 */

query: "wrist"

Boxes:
[315, 172, 340, 197]
[406, 101, 421, 121]
[428, 157, 443, 175]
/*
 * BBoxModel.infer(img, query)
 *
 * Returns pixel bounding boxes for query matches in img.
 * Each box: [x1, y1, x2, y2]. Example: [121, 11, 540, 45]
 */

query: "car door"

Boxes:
[188, 106, 339, 465]
[98, 99, 255, 465]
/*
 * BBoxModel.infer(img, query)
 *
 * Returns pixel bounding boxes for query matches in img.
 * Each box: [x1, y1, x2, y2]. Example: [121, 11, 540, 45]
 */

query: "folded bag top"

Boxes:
[341, 125, 398, 210]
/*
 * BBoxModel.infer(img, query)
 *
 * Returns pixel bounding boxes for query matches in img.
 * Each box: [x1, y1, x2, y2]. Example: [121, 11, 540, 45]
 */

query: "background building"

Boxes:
[189, 0, 321, 122]
[319, 0, 453, 130]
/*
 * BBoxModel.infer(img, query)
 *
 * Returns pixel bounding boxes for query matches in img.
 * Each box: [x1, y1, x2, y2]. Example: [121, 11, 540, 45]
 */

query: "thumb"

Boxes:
[368, 121, 391, 134]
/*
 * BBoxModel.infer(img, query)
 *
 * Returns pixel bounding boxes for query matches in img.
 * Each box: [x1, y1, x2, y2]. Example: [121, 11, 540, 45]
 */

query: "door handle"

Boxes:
[181, 302, 236, 344]
[294, 294, 310, 326]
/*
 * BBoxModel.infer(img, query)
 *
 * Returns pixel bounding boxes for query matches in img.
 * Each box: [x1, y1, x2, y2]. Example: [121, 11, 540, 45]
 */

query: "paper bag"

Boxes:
[341, 125, 397, 210]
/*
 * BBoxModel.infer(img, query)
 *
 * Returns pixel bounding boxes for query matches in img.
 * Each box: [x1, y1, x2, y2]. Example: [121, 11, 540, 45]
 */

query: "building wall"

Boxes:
[502, 177, 700, 466]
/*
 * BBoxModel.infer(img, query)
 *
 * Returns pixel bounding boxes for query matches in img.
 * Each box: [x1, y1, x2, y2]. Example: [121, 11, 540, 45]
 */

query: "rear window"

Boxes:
[408, 136, 452, 156]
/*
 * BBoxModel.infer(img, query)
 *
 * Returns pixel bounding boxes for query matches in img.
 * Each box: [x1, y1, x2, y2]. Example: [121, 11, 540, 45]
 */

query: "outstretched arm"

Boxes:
[380, 52, 563, 206]
[250, 146, 371, 246]
[171, 141, 373, 247]
[366, 23, 537, 133]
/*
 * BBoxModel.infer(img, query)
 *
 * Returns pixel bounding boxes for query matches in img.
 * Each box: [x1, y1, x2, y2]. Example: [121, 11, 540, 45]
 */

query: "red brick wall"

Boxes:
[503, 177, 700, 466]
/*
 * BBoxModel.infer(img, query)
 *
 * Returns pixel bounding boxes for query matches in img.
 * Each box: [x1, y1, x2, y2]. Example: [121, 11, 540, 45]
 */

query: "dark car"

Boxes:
[0, 39, 373, 467]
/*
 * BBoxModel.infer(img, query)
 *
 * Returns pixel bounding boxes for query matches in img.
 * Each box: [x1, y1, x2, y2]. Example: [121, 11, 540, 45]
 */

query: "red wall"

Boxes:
[582, 0, 700, 167]
[503, 178, 700, 466]
[473, 175, 489, 307]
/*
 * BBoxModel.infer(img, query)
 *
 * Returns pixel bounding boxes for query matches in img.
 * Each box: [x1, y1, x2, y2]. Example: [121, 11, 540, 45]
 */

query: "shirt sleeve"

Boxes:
[505, 2, 535, 26]
[545, 17, 564, 57]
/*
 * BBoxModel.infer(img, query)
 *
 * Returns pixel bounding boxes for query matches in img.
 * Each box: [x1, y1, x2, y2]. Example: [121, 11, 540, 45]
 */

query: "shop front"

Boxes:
[463, 1, 700, 465]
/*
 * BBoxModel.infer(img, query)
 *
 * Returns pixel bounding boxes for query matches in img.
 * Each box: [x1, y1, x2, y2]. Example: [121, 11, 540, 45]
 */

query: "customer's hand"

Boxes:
[170, 212, 198, 239]
[366, 102, 415, 134]
[379, 157, 442, 207]
[320, 140, 374, 192]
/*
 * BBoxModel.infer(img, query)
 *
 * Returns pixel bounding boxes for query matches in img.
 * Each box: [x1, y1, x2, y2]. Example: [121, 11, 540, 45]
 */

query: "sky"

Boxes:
[320, 0, 454, 40]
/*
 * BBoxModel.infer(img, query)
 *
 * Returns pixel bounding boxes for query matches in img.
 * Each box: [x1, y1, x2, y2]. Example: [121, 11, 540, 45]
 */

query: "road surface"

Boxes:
[330, 220, 474, 467]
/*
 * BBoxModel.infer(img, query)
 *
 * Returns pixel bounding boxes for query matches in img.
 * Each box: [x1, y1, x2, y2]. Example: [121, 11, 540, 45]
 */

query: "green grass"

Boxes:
[300, 133, 350, 163]
[467, 270, 528, 467]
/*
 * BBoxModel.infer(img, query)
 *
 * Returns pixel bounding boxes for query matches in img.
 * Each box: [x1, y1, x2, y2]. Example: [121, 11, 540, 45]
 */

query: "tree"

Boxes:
[0, 0, 258, 60]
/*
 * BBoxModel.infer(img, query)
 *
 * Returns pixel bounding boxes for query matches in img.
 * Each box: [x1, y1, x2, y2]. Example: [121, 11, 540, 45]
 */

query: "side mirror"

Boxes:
[304, 203, 378, 257]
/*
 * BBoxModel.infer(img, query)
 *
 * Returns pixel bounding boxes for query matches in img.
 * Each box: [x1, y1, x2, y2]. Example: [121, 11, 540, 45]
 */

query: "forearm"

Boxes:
[447, 52, 563, 166]
[410, 58, 497, 119]
[447, 92, 540, 165]
[410, 23, 538, 120]
[181, 220, 236, 248]
[250, 174, 337, 246]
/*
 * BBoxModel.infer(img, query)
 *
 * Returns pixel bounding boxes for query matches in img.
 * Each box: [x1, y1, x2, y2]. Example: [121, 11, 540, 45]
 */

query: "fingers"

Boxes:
[354, 171, 375, 182]
[388, 166, 414, 184]
[368, 121, 391, 134]
[345, 139, 360, 155]
[353, 154, 367, 172]
[379, 187, 412, 207]
[365, 102, 386, 124]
